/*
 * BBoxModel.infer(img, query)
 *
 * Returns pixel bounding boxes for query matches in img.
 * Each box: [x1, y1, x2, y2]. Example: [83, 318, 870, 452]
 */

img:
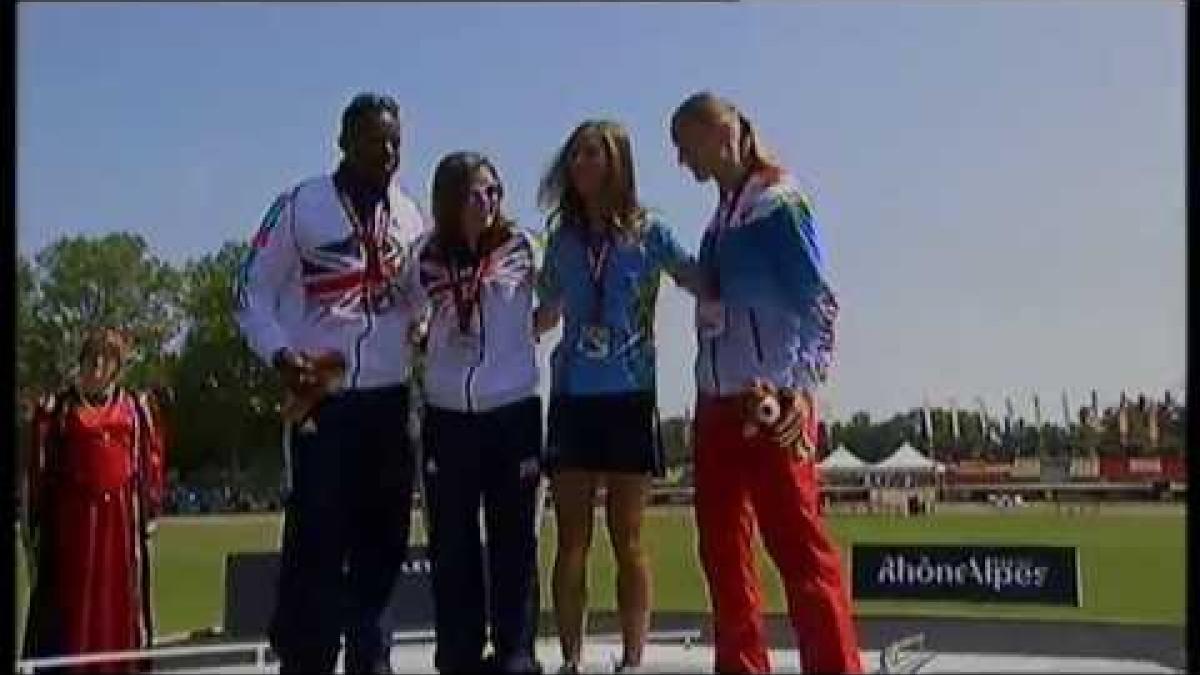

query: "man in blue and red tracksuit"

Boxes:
[672, 91, 863, 674]
[235, 92, 426, 674]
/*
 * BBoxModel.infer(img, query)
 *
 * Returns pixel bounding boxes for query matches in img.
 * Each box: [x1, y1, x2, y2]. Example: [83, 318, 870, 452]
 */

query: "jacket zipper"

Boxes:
[351, 283, 374, 389]
[704, 231, 723, 397]
[709, 307, 723, 396]
[748, 308, 765, 363]
[464, 291, 484, 412]
[347, 195, 378, 390]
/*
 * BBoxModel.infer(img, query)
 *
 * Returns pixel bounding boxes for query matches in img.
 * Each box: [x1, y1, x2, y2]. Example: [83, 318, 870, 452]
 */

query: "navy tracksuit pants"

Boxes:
[270, 385, 415, 674]
[421, 396, 542, 674]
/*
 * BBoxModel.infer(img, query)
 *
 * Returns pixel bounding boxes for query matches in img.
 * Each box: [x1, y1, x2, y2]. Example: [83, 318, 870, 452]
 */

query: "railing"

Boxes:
[15, 641, 271, 674]
[14, 629, 438, 674]
[645, 629, 702, 648]
[20, 628, 922, 674]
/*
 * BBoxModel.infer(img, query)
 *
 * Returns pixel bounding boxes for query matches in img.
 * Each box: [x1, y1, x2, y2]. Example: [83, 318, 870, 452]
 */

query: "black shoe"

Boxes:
[345, 657, 393, 674]
[486, 653, 544, 674]
[435, 656, 490, 674]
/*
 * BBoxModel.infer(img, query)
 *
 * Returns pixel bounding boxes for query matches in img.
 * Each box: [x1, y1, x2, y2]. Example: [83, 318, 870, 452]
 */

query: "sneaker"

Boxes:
[557, 662, 581, 674]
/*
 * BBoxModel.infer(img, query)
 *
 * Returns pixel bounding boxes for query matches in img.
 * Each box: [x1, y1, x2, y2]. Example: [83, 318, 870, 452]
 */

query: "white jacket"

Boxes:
[408, 228, 539, 413]
[234, 174, 427, 390]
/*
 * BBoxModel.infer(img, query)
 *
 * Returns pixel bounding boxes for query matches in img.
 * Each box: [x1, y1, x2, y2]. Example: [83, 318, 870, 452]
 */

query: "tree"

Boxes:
[25, 234, 184, 391]
[17, 253, 59, 401]
[1158, 401, 1185, 456]
[170, 241, 283, 483]
[830, 410, 914, 463]
[16, 254, 39, 486]
[16, 254, 48, 409]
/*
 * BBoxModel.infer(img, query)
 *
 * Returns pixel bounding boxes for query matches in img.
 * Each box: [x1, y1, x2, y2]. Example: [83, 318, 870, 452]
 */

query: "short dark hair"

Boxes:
[339, 92, 401, 142]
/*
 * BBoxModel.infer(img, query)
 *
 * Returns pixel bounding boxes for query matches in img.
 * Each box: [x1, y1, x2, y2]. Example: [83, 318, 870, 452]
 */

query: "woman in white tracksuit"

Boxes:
[406, 151, 543, 674]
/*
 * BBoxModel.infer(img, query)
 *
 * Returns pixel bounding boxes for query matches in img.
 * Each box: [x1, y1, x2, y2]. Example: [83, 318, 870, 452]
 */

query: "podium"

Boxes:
[222, 547, 435, 639]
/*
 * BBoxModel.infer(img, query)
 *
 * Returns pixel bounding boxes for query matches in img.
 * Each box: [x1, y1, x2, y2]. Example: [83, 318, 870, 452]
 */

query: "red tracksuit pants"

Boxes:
[694, 395, 863, 674]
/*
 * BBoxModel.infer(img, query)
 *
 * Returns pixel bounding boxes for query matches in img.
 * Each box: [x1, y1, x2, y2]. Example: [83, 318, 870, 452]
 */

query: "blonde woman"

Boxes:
[535, 119, 705, 674]
[670, 91, 862, 674]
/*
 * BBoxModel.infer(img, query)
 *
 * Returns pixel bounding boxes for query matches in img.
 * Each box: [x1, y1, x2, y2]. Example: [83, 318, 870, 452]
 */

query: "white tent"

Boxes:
[871, 442, 946, 473]
[819, 445, 869, 472]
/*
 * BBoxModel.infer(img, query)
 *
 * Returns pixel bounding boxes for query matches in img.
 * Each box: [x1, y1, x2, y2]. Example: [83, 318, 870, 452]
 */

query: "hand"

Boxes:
[533, 303, 562, 335]
[744, 379, 816, 461]
[276, 349, 346, 425]
[273, 348, 319, 393]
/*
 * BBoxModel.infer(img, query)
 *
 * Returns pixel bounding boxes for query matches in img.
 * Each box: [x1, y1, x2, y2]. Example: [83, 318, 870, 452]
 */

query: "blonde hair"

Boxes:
[670, 91, 782, 181]
[537, 119, 646, 237]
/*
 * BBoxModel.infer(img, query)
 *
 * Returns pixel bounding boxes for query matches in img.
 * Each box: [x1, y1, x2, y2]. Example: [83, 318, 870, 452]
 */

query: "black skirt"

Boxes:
[546, 392, 663, 477]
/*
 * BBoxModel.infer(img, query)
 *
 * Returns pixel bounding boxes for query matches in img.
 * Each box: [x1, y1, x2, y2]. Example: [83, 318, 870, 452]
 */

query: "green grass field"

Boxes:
[15, 504, 1184, 646]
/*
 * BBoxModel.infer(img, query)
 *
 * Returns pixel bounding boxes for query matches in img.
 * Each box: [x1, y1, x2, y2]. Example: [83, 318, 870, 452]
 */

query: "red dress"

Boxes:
[22, 387, 167, 673]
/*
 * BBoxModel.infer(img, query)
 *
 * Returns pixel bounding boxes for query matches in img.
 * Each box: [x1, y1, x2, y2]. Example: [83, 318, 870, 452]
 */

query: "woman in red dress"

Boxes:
[22, 328, 167, 673]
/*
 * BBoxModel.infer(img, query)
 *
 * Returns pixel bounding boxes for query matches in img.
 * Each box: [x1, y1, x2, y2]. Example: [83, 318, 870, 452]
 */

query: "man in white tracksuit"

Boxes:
[234, 92, 426, 674]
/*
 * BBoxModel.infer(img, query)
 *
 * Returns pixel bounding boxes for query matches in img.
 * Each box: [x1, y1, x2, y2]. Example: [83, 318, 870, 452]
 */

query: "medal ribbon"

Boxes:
[336, 189, 388, 311]
[708, 170, 756, 297]
[585, 229, 612, 324]
[447, 249, 487, 335]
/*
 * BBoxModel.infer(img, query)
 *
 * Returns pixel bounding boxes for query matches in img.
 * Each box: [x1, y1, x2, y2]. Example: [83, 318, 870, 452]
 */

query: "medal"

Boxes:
[443, 243, 487, 362]
[577, 325, 612, 360]
[446, 244, 486, 335]
[585, 228, 611, 322]
[574, 226, 615, 360]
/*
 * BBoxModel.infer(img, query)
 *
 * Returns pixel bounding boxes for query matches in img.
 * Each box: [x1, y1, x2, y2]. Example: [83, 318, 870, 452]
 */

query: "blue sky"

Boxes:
[18, 1, 1184, 420]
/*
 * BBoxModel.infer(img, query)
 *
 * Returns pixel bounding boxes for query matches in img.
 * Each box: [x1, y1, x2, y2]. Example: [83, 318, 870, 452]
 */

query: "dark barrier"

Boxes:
[852, 544, 1080, 606]
[223, 548, 434, 639]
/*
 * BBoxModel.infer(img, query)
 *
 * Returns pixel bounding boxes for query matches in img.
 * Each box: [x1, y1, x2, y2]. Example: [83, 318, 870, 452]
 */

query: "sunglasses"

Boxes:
[468, 184, 504, 210]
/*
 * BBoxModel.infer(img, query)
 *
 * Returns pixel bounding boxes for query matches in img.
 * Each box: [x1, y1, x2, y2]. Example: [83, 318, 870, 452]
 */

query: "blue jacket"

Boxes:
[538, 214, 694, 396]
[696, 171, 839, 397]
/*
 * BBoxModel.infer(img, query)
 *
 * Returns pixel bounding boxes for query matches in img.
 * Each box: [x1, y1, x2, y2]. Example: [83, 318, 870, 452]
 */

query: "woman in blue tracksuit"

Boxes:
[408, 151, 543, 674]
[535, 119, 706, 674]
[670, 91, 861, 674]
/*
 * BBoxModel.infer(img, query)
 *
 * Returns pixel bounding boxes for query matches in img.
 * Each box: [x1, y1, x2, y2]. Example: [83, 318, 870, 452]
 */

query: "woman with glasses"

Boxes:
[408, 151, 544, 674]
